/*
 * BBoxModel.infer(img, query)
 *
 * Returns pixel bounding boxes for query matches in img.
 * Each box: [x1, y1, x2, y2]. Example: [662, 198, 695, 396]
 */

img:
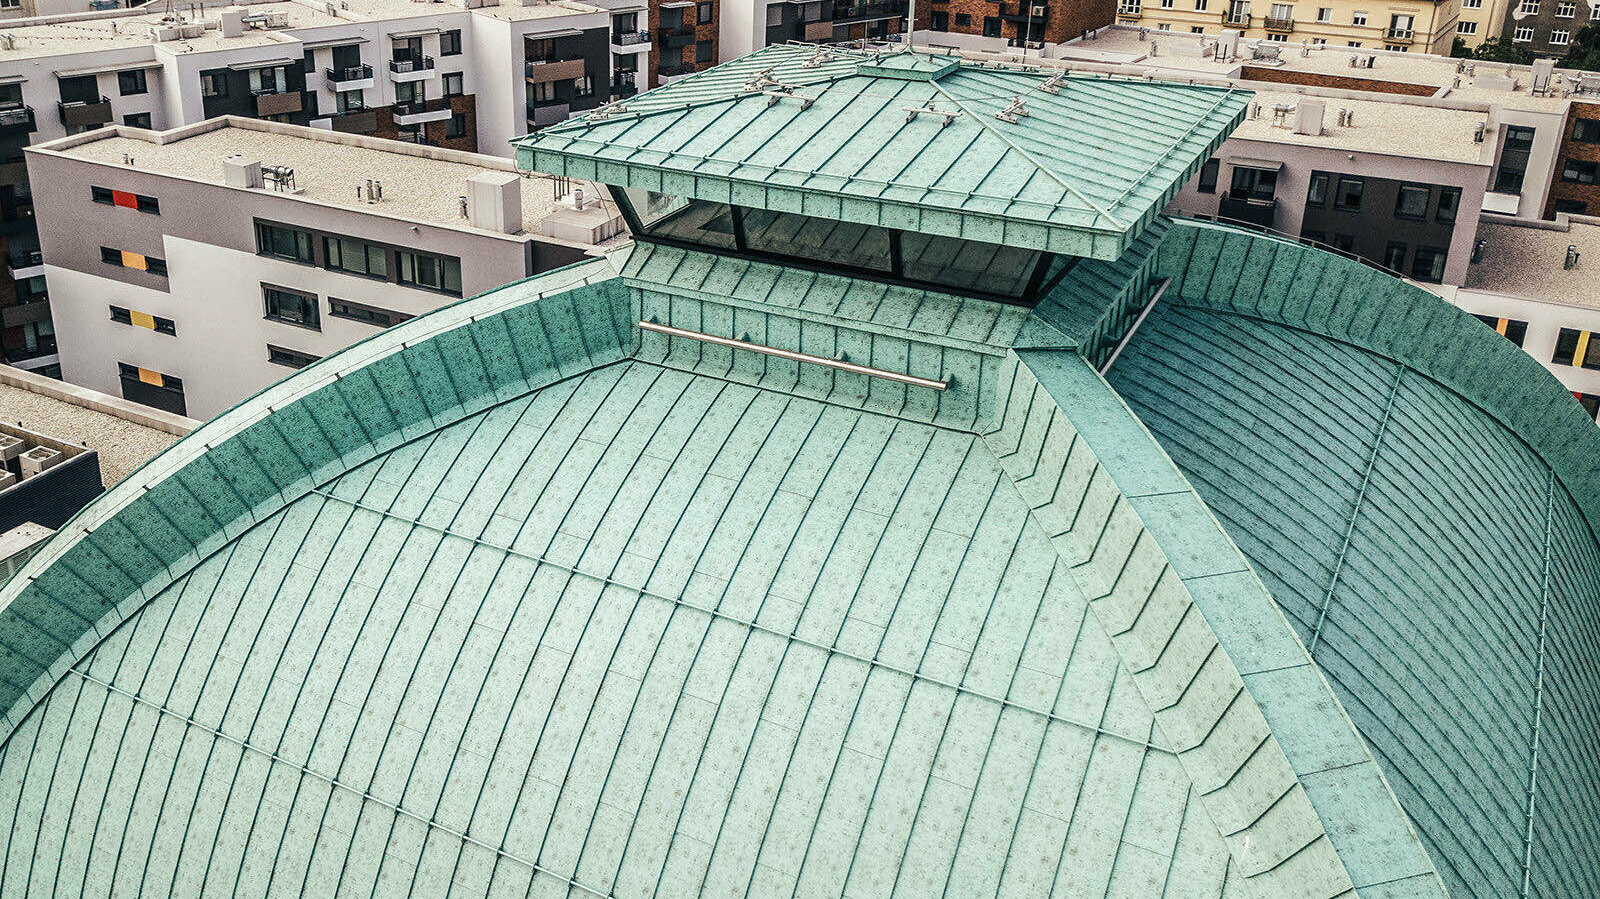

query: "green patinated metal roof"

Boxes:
[514, 45, 1249, 261]
[1, 100, 1598, 899]
[1108, 222, 1600, 899]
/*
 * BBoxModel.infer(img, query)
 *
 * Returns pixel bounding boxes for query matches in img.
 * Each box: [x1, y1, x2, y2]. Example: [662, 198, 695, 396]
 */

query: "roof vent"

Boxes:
[223, 155, 263, 189]
[1294, 99, 1324, 135]
[467, 171, 522, 234]
[19, 446, 61, 479]
[1566, 244, 1581, 269]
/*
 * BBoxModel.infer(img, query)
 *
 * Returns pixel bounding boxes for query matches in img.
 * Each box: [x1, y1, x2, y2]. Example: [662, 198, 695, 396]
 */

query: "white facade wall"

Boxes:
[1439, 284, 1600, 419]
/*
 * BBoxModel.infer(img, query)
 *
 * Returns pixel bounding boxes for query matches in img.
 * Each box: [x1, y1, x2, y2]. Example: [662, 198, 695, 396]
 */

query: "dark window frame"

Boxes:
[330, 297, 411, 327]
[267, 344, 320, 369]
[1393, 184, 1431, 220]
[1197, 158, 1220, 194]
[262, 283, 322, 330]
[1333, 176, 1364, 210]
[1307, 172, 1330, 206]
[440, 29, 463, 55]
[255, 220, 316, 264]
[395, 249, 463, 296]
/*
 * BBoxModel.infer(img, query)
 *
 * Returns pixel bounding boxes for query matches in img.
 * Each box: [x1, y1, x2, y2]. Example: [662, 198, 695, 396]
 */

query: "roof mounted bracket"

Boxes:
[765, 90, 815, 109]
[996, 96, 1028, 123]
[903, 104, 962, 126]
[1039, 73, 1065, 94]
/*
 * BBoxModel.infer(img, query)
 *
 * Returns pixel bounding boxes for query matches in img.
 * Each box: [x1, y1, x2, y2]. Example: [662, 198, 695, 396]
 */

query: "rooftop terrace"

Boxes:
[36, 117, 610, 240]
[0, 365, 186, 485]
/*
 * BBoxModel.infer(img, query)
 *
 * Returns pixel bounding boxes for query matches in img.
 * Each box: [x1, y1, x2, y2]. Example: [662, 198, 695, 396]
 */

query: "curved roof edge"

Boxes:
[1157, 218, 1600, 543]
[990, 348, 1447, 898]
[0, 255, 631, 743]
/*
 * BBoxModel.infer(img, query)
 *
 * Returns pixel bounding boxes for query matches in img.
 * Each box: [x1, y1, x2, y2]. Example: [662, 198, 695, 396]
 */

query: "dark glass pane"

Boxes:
[900, 232, 1040, 298]
[740, 208, 891, 272]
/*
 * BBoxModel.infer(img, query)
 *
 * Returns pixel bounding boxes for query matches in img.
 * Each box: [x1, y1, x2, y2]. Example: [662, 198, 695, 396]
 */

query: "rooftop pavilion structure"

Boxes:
[0, 44, 1596, 899]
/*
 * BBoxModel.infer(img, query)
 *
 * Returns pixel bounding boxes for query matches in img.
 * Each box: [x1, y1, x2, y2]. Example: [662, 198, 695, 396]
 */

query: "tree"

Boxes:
[1469, 36, 1539, 65]
[1558, 24, 1600, 72]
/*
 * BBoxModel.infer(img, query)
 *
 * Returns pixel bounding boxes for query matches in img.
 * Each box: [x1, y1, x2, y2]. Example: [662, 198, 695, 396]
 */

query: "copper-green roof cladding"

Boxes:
[514, 46, 1249, 261]
[0, 219, 1595, 899]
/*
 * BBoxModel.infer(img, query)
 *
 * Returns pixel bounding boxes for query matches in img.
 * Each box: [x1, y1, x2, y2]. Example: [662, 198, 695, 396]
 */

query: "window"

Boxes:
[263, 284, 320, 329]
[117, 69, 147, 96]
[336, 89, 364, 113]
[1553, 328, 1600, 368]
[1437, 187, 1461, 223]
[1158, 21, 1171, 28]
[1555, 198, 1589, 214]
[1307, 172, 1330, 206]
[443, 72, 464, 97]
[255, 221, 314, 263]
[1334, 176, 1364, 210]
[1517, 0, 1539, 12]
[576, 75, 594, 96]
[953, 12, 971, 24]
[1328, 233, 1355, 252]
[395, 80, 423, 105]
[697, 39, 713, 63]
[1552, 29, 1571, 44]
[440, 29, 462, 55]
[100, 246, 166, 275]
[983, 16, 1001, 35]
[698, 1, 712, 23]
[1193, 25, 1206, 31]
[247, 65, 287, 95]
[1348, 40, 1362, 46]
[1162, 0, 1174, 8]
[1472, 314, 1528, 347]
[323, 236, 387, 278]
[444, 112, 466, 139]
[1562, 159, 1598, 183]
[117, 363, 185, 416]
[1514, 25, 1534, 41]
[1495, 126, 1536, 192]
[91, 186, 159, 213]
[1194, 0, 1208, 10]
[201, 72, 228, 98]
[1351, 10, 1366, 24]
[930, 9, 948, 28]
[1383, 242, 1407, 271]
[1462, 0, 1481, 7]
[123, 112, 152, 128]
[395, 250, 462, 295]
[1558, 0, 1576, 13]
[1191, 158, 1217, 194]
[1312, 36, 1326, 43]
[1579, 393, 1600, 419]
[1410, 246, 1446, 283]
[1317, 5, 1331, 19]
[1267, 32, 1288, 40]
[1394, 184, 1430, 219]
[330, 298, 411, 328]
[1457, 21, 1478, 34]
[267, 344, 320, 369]
[1574, 118, 1600, 142]
[1229, 165, 1278, 199]
[109, 305, 176, 335]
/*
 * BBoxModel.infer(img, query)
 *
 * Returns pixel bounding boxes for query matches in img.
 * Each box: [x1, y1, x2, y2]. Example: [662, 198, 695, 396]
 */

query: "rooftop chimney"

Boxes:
[467, 171, 522, 234]
[1294, 99, 1324, 136]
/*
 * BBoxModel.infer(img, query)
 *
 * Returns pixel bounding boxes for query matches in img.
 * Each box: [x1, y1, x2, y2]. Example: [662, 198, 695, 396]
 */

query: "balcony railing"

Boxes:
[613, 30, 648, 44]
[394, 97, 452, 117]
[1263, 15, 1293, 30]
[0, 106, 34, 132]
[325, 64, 373, 84]
[658, 23, 696, 48]
[1384, 26, 1413, 41]
[389, 56, 435, 74]
[525, 58, 587, 82]
[254, 89, 303, 117]
[8, 248, 42, 269]
[1217, 192, 1277, 228]
[833, 0, 905, 22]
[57, 97, 112, 129]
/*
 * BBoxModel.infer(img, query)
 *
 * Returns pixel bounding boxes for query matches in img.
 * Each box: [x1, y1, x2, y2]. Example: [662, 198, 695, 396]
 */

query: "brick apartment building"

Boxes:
[917, 0, 1115, 47]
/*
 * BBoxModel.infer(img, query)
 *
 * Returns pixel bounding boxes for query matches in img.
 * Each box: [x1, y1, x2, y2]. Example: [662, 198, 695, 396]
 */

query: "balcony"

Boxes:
[324, 64, 375, 90]
[658, 24, 696, 49]
[0, 106, 35, 135]
[611, 72, 639, 98]
[527, 100, 571, 128]
[393, 97, 453, 125]
[1221, 10, 1250, 26]
[254, 89, 303, 117]
[57, 97, 112, 130]
[1264, 15, 1293, 31]
[6, 246, 43, 280]
[833, 0, 906, 23]
[1217, 192, 1278, 228]
[1384, 26, 1413, 43]
[612, 30, 650, 53]
[525, 58, 587, 83]
[388, 56, 436, 82]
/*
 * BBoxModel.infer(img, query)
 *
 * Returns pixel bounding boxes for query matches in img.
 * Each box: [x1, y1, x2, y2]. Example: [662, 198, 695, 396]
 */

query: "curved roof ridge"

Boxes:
[1157, 217, 1600, 543]
[988, 347, 1446, 897]
[0, 255, 630, 744]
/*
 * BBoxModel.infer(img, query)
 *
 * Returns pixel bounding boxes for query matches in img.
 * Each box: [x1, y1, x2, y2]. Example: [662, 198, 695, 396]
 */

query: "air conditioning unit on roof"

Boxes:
[19, 446, 61, 479]
[0, 434, 20, 462]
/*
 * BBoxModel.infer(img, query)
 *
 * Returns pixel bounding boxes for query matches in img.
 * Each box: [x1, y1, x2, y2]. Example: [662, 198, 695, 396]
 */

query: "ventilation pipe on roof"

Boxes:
[1566, 245, 1581, 269]
[1294, 99, 1324, 135]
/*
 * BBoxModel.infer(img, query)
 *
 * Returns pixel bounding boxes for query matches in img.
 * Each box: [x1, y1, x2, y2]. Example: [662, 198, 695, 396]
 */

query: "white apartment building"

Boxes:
[25, 116, 623, 418]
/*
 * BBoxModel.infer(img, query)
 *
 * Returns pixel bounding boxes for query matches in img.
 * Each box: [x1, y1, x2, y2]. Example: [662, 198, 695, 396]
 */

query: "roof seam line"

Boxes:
[63, 667, 614, 899]
[306, 487, 1178, 755]
[926, 78, 1128, 230]
[1520, 466, 1555, 899]
[1308, 364, 1404, 656]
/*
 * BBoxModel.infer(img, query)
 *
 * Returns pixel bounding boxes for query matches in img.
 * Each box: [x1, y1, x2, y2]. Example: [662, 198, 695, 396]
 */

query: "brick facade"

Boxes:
[651, 0, 718, 84]
[919, 0, 1114, 46]
[1546, 101, 1600, 218]
[1237, 66, 1438, 97]
[369, 95, 479, 153]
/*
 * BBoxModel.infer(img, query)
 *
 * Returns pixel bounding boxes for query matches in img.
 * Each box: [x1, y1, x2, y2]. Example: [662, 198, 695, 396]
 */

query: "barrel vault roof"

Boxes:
[0, 218, 1593, 899]
[515, 45, 1249, 261]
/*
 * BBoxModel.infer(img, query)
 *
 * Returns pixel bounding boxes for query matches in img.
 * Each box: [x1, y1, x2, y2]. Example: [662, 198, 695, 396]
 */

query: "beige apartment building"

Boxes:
[1115, 0, 1459, 53]
[1452, 0, 1508, 46]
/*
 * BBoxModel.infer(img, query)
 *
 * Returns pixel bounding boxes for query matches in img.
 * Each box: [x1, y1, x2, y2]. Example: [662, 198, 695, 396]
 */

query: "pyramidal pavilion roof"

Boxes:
[517, 45, 1250, 260]
[0, 48, 1595, 899]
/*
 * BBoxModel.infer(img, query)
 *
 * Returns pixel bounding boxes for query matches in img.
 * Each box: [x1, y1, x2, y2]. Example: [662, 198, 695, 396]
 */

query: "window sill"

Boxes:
[263, 314, 323, 332]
